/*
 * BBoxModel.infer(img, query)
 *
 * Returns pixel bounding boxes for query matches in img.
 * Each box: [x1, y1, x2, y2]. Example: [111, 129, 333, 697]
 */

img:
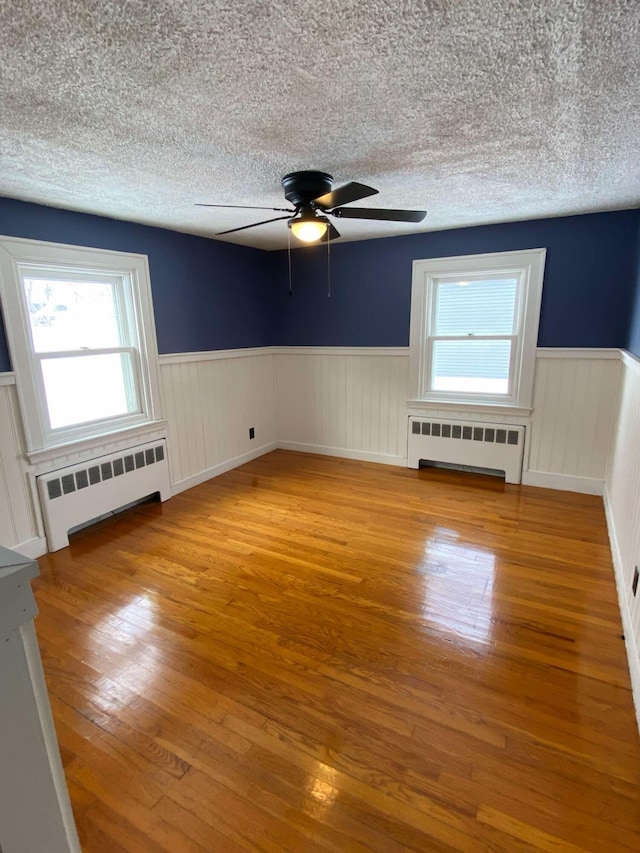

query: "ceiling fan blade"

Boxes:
[196, 203, 294, 212]
[320, 222, 341, 242]
[314, 181, 378, 209]
[332, 207, 427, 223]
[216, 215, 293, 236]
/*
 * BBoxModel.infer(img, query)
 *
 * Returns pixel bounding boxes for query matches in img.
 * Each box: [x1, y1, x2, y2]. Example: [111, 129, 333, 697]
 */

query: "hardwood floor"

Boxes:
[33, 450, 640, 852]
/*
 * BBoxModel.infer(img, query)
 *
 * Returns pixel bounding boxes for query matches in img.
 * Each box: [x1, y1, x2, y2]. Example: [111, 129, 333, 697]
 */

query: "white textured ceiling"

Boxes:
[1, 1, 639, 250]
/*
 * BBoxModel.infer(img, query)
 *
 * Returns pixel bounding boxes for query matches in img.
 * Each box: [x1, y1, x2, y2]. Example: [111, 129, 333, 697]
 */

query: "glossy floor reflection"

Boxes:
[34, 451, 640, 852]
[420, 527, 496, 647]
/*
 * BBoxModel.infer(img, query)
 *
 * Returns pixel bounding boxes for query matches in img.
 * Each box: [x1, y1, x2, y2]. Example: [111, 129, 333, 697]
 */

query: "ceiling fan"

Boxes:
[197, 170, 427, 243]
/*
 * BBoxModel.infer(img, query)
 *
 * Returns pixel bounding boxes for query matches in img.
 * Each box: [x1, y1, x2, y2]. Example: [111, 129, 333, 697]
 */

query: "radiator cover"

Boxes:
[408, 418, 525, 484]
[37, 439, 171, 552]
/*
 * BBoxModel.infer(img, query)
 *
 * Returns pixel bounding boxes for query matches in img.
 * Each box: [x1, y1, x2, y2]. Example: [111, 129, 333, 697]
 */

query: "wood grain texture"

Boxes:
[33, 450, 640, 852]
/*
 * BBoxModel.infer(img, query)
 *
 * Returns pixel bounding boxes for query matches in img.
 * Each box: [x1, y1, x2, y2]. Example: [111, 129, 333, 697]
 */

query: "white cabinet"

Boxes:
[0, 546, 80, 853]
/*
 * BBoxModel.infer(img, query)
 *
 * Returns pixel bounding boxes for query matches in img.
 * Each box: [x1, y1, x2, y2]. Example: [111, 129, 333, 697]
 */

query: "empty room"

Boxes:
[1, 2, 639, 851]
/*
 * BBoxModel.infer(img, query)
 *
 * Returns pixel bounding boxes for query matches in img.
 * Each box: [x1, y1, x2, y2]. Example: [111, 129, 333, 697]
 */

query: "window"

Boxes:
[0, 237, 162, 452]
[409, 249, 546, 409]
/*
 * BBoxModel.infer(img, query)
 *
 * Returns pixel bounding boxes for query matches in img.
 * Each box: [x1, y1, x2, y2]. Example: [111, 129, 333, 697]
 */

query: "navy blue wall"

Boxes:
[272, 209, 640, 348]
[0, 197, 275, 371]
[2, 199, 639, 374]
[626, 214, 640, 359]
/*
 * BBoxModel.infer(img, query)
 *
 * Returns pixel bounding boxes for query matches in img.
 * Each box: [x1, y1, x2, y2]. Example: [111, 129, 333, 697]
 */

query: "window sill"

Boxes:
[407, 399, 532, 418]
[26, 419, 168, 470]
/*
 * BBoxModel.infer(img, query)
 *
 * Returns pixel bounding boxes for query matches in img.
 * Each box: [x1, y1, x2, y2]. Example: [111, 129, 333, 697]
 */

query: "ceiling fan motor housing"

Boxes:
[281, 171, 333, 208]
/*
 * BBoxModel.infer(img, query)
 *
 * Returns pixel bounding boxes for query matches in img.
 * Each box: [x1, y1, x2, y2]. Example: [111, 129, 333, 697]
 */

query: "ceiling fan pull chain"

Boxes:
[287, 227, 293, 296]
[327, 228, 331, 298]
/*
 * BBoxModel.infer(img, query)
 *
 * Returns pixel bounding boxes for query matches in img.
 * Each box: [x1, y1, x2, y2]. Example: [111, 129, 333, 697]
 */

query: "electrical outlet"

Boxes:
[249, 427, 255, 440]
[632, 566, 639, 597]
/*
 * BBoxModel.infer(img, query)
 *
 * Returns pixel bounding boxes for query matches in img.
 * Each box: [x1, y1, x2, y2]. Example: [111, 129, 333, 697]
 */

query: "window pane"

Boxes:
[432, 339, 511, 394]
[434, 278, 518, 336]
[23, 278, 122, 352]
[41, 353, 138, 429]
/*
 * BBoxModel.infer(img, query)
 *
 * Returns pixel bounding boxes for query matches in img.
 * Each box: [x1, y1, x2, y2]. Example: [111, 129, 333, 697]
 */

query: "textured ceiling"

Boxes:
[1, 1, 639, 250]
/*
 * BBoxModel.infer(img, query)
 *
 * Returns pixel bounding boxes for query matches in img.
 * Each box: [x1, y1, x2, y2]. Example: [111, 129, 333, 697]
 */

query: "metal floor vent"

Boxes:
[37, 439, 171, 552]
[408, 418, 525, 484]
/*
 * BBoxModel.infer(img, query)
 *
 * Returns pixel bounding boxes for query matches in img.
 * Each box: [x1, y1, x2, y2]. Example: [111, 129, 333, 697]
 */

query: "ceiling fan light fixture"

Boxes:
[207, 171, 426, 242]
[289, 213, 328, 243]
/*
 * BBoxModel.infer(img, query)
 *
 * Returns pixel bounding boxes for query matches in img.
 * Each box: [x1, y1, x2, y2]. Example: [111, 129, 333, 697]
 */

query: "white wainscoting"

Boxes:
[0, 379, 42, 556]
[275, 348, 410, 465]
[274, 347, 621, 493]
[0, 346, 625, 558]
[0, 348, 279, 554]
[159, 349, 278, 493]
[523, 349, 621, 495]
[605, 351, 640, 728]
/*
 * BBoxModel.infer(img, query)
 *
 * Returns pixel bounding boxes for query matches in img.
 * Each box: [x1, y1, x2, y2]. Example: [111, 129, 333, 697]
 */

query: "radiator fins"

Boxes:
[46, 444, 165, 501]
[411, 421, 520, 445]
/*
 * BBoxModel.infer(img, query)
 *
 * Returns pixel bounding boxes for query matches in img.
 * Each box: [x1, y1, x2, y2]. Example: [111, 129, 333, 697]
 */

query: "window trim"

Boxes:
[409, 248, 546, 410]
[0, 236, 163, 453]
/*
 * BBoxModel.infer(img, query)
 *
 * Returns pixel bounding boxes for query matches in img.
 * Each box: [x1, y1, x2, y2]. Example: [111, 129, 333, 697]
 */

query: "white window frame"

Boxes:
[409, 249, 546, 411]
[0, 236, 163, 453]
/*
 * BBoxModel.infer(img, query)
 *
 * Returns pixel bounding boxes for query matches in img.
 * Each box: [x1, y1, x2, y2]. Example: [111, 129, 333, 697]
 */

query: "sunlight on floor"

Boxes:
[419, 527, 496, 647]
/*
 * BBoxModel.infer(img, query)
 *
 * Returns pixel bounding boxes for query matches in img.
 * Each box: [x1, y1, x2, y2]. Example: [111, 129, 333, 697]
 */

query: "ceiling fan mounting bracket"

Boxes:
[281, 171, 334, 207]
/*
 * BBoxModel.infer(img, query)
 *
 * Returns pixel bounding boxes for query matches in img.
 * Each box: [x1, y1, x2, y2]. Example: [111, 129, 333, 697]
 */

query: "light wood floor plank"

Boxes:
[34, 451, 640, 852]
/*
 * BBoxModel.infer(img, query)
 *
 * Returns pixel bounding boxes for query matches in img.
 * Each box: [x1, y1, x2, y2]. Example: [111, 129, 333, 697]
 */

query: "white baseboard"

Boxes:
[12, 537, 48, 560]
[277, 441, 407, 467]
[603, 488, 640, 735]
[521, 470, 604, 495]
[171, 441, 278, 494]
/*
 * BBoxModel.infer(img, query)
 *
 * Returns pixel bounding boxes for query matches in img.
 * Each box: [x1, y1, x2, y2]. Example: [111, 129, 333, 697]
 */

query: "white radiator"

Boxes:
[37, 439, 171, 552]
[408, 417, 525, 484]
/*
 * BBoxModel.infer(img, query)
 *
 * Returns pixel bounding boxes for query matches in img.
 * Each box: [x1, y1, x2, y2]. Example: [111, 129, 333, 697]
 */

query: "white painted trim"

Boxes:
[407, 400, 531, 417]
[21, 620, 82, 851]
[536, 347, 621, 361]
[159, 347, 274, 364]
[0, 236, 163, 452]
[409, 249, 546, 410]
[278, 441, 407, 467]
[171, 441, 278, 494]
[603, 488, 640, 734]
[157, 346, 624, 365]
[536, 347, 621, 359]
[0, 372, 16, 386]
[26, 419, 168, 468]
[272, 349, 280, 441]
[521, 470, 604, 495]
[273, 346, 410, 357]
[11, 537, 48, 559]
[161, 346, 411, 360]
[620, 349, 640, 376]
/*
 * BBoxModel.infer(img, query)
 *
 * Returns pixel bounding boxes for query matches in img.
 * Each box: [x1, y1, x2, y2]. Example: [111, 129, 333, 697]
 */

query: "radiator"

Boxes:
[36, 439, 171, 552]
[408, 417, 525, 484]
